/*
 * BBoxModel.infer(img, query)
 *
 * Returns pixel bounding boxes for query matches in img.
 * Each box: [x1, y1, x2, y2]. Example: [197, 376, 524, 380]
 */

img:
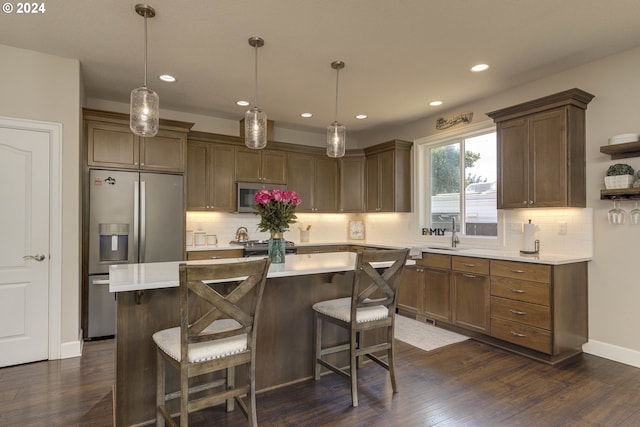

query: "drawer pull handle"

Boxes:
[462, 273, 477, 279]
[463, 263, 476, 267]
[209, 256, 221, 259]
[510, 331, 527, 337]
[510, 288, 525, 294]
[509, 309, 526, 315]
[510, 269, 526, 274]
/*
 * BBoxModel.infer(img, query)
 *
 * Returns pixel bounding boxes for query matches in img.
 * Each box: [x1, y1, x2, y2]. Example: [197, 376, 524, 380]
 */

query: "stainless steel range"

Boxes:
[229, 240, 297, 257]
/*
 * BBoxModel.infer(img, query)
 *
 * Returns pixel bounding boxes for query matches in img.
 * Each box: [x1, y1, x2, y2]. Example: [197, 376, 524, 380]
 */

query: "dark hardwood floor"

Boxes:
[2, 337, 640, 426]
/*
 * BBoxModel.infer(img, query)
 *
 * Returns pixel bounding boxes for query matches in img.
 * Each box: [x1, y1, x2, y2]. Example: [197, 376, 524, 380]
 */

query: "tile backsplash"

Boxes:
[187, 208, 593, 257]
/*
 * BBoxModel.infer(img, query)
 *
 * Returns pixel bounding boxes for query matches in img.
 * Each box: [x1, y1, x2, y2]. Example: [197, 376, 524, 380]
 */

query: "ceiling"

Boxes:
[2, 0, 640, 134]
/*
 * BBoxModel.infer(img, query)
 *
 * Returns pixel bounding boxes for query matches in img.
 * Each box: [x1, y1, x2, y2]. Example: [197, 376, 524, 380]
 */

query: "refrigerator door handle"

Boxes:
[134, 180, 139, 262]
[140, 180, 146, 263]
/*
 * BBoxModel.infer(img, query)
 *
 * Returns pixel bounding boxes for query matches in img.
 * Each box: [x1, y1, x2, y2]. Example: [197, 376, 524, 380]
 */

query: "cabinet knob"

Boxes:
[522, 201, 528, 205]
[529, 200, 534, 205]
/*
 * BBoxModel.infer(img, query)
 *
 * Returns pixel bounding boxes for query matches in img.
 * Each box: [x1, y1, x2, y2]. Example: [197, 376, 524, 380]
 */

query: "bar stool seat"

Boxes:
[312, 297, 389, 323]
[153, 319, 246, 363]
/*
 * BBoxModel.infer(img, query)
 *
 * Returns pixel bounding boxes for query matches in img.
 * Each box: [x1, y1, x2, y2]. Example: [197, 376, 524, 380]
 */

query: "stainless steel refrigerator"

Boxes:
[87, 170, 184, 338]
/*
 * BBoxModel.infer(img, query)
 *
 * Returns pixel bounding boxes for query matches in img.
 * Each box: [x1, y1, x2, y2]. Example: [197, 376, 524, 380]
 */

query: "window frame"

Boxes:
[415, 120, 497, 241]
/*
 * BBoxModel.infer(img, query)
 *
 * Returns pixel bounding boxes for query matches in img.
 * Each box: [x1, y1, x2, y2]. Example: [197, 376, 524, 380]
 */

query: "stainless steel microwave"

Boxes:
[237, 182, 287, 213]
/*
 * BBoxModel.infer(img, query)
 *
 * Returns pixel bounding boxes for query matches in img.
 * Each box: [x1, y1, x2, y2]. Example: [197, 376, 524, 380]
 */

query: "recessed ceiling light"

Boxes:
[236, 100, 250, 107]
[470, 63, 490, 72]
[158, 74, 176, 82]
[429, 100, 443, 107]
[300, 112, 313, 118]
[355, 114, 367, 120]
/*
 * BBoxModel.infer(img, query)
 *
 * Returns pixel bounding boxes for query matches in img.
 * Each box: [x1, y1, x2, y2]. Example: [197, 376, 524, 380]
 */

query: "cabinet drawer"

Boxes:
[490, 260, 551, 283]
[490, 276, 550, 305]
[491, 317, 551, 354]
[296, 245, 340, 254]
[452, 256, 490, 274]
[490, 296, 550, 329]
[186, 249, 243, 260]
[418, 253, 451, 270]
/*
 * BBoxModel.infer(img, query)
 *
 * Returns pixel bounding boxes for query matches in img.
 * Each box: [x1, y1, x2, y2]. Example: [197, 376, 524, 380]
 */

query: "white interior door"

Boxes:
[0, 123, 50, 367]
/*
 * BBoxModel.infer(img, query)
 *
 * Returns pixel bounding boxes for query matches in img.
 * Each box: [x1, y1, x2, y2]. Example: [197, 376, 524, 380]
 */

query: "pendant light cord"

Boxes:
[143, 14, 148, 88]
[334, 67, 340, 122]
[253, 45, 259, 108]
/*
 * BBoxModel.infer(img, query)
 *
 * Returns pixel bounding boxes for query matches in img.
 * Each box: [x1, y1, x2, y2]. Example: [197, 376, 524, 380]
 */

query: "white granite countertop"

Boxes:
[109, 252, 415, 293]
[185, 239, 591, 265]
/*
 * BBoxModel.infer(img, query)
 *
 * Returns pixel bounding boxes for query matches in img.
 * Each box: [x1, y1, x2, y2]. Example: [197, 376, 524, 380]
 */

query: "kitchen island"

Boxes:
[110, 252, 413, 427]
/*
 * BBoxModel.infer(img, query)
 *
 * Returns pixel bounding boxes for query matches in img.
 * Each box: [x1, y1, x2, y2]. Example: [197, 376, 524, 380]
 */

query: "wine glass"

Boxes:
[608, 200, 626, 225]
[630, 201, 640, 225]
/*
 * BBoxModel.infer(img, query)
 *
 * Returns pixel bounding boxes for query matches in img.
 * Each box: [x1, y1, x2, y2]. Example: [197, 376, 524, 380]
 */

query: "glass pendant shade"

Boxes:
[326, 121, 346, 158]
[130, 86, 159, 137]
[244, 106, 268, 149]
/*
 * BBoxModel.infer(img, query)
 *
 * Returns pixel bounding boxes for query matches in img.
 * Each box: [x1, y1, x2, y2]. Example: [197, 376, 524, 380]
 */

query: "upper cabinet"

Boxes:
[487, 88, 594, 209]
[339, 153, 366, 213]
[287, 152, 339, 212]
[84, 108, 193, 173]
[235, 147, 287, 184]
[186, 132, 236, 211]
[365, 140, 412, 212]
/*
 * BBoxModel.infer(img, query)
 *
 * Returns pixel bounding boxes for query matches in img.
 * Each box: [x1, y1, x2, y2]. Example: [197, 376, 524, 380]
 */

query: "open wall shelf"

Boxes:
[600, 141, 640, 199]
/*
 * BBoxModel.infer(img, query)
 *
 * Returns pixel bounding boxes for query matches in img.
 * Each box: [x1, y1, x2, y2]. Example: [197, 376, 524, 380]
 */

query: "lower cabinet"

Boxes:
[296, 245, 342, 254]
[397, 252, 588, 364]
[397, 265, 424, 315]
[451, 256, 490, 334]
[398, 253, 451, 322]
[186, 249, 243, 261]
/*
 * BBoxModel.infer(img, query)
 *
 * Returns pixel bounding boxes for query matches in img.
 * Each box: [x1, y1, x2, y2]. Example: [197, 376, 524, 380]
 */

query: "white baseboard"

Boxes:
[583, 340, 640, 369]
[58, 329, 84, 359]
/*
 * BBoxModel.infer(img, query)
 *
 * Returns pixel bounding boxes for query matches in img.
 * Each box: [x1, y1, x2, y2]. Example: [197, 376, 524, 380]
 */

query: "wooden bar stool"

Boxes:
[312, 248, 409, 407]
[153, 258, 270, 426]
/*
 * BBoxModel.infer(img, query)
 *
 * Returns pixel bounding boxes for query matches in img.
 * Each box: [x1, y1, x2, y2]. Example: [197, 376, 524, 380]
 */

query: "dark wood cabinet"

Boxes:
[489, 259, 587, 362]
[339, 153, 366, 212]
[397, 265, 424, 315]
[451, 256, 490, 333]
[423, 263, 452, 323]
[397, 253, 451, 322]
[186, 137, 236, 211]
[296, 245, 342, 254]
[365, 140, 412, 212]
[84, 109, 192, 173]
[286, 152, 338, 212]
[186, 249, 243, 260]
[488, 88, 594, 209]
[236, 147, 287, 184]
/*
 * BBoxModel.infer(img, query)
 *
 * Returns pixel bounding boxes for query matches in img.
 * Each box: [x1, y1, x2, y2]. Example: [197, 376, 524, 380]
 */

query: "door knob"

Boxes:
[23, 254, 46, 261]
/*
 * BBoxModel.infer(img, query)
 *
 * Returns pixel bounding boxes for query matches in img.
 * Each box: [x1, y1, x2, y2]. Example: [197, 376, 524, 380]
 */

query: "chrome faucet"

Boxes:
[452, 217, 460, 248]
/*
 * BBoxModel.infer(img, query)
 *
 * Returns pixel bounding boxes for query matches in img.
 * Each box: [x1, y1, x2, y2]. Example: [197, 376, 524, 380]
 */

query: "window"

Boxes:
[421, 129, 497, 237]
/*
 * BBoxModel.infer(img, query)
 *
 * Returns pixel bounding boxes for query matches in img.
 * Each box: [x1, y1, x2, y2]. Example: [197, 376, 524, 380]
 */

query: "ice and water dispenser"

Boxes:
[99, 223, 129, 263]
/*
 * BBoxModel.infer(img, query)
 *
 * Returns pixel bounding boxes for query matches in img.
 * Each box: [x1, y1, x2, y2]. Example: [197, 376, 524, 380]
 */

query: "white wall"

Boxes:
[0, 44, 82, 356]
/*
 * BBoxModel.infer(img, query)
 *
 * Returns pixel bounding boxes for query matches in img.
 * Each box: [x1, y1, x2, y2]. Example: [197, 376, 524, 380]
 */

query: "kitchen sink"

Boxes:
[424, 246, 468, 252]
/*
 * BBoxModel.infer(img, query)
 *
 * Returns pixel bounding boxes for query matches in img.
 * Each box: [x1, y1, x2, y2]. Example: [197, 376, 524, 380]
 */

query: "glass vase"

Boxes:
[268, 232, 286, 264]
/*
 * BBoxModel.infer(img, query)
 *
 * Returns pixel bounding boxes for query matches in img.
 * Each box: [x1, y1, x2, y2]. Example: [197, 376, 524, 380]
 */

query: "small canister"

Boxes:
[186, 230, 194, 246]
[207, 234, 218, 246]
[194, 231, 206, 246]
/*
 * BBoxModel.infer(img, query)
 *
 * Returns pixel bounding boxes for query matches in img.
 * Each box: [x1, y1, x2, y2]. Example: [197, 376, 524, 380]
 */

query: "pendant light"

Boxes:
[245, 37, 267, 149]
[327, 61, 346, 158]
[130, 4, 159, 137]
